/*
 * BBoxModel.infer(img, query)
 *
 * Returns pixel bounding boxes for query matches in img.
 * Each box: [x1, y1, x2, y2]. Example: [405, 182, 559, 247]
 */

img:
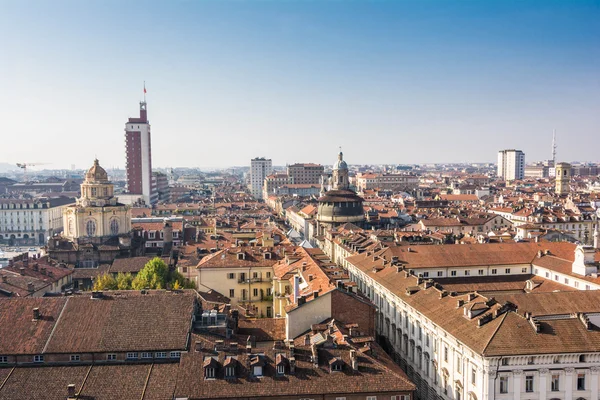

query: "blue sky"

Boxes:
[1, 0, 598, 169]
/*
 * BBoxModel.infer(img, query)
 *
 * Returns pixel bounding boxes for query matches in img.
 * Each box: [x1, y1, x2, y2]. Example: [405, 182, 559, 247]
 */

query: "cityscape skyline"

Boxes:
[1, 1, 599, 170]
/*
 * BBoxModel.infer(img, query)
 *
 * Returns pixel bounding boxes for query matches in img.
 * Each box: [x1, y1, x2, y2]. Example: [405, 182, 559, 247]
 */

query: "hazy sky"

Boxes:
[1, 0, 598, 170]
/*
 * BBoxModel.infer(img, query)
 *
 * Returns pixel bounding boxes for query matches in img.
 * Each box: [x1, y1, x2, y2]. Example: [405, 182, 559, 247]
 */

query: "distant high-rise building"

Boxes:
[497, 149, 525, 180]
[125, 98, 156, 204]
[249, 157, 272, 199]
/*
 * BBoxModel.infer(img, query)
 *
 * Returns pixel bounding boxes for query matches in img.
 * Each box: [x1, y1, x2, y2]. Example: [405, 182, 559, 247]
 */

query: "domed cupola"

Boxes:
[333, 151, 348, 171]
[316, 150, 365, 234]
[85, 159, 109, 183]
[78, 159, 116, 207]
[332, 151, 349, 190]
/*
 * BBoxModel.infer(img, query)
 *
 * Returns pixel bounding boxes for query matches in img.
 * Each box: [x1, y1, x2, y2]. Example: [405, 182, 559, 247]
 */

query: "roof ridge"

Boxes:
[481, 311, 509, 356]
[42, 297, 69, 354]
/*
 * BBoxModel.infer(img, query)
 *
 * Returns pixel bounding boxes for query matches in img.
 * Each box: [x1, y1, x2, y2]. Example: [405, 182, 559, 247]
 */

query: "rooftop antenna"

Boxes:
[552, 129, 557, 165]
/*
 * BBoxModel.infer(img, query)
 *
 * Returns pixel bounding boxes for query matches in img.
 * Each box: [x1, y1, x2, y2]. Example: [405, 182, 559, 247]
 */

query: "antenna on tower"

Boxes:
[552, 129, 557, 166]
[143, 81, 147, 103]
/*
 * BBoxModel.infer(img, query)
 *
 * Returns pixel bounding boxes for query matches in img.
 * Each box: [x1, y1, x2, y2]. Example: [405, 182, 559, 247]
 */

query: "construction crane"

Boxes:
[16, 162, 49, 182]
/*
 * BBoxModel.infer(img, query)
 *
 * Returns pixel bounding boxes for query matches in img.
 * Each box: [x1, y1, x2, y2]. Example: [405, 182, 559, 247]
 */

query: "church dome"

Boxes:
[85, 159, 108, 183]
[333, 151, 347, 170]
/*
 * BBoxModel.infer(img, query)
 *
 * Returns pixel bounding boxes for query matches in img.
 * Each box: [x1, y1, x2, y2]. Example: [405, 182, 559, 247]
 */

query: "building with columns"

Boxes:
[321, 235, 600, 400]
[49, 159, 142, 267]
[62, 159, 131, 240]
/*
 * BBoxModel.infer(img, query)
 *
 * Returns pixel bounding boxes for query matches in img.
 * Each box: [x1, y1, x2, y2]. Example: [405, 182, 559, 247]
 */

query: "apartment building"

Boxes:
[189, 247, 280, 317]
[356, 173, 419, 193]
[287, 163, 324, 184]
[249, 158, 272, 199]
[497, 150, 525, 181]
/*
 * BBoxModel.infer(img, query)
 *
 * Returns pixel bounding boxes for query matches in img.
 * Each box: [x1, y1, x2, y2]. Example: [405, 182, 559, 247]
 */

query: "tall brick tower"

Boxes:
[124, 89, 155, 205]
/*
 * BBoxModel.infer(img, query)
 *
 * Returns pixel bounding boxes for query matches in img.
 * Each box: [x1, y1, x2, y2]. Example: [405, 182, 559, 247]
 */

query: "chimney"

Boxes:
[91, 291, 103, 299]
[33, 308, 40, 320]
[19, 267, 25, 275]
[67, 384, 76, 399]
[289, 356, 296, 374]
[1, 275, 7, 283]
[32, 263, 39, 271]
[246, 336, 252, 354]
[293, 275, 300, 304]
[27, 282, 35, 292]
[311, 344, 319, 368]
[304, 334, 311, 346]
[350, 349, 358, 371]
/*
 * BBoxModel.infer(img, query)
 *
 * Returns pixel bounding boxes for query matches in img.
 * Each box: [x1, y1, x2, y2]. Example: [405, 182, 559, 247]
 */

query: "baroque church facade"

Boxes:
[48, 159, 143, 267]
[63, 159, 131, 239]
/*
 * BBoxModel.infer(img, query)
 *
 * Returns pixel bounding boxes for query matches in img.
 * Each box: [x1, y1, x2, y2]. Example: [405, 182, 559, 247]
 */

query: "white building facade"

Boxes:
[320, 237, 600, 400]
[0, 197, 74, 246]
[498, 150, 525, 181]
[249, 157, 272, 200]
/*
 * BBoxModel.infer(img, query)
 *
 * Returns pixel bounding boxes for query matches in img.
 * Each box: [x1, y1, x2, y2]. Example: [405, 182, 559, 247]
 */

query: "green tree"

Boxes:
[169, 271, 196, 289]
[132, 257, 169, 289]
[116, 272, 133, 290]
[93, 273, 117, 291]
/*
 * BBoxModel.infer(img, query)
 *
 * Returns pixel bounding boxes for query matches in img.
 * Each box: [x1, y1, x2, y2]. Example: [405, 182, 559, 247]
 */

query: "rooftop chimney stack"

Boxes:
[350, 349, 358, 371]
[67, 383, 76, 399]
[33, 308, 40, 320]
[293, 275, 300, 304]
[311, 344, 319, 368]
[246, 336, 252, 354]
[27, 282, 35, 292]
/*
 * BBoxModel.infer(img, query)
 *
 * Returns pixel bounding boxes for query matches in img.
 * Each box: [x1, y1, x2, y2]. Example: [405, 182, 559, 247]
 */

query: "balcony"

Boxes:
[238, 277, 263, 284]
[238, 294, 272, 303]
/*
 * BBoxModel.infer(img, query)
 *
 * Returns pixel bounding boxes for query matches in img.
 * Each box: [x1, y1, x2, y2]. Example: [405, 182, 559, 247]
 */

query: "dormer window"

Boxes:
[205, 367, 215, 379]
[237, 252, 245, 260]
[277, 364, 285, 375]
[204, 357, 219, 379]
[250, 355, 265, 377]
[225, 366, 235, 378]
[329, 357, 344, 372]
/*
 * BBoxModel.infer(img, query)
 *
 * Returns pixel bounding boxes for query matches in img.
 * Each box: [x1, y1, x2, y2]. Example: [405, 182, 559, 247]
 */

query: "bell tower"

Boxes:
[555, 162, 571, 195]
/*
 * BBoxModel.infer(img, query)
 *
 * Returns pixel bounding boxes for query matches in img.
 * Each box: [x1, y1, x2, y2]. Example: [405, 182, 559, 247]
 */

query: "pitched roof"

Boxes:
[174, 336, 414, 399]
[0, 297, 67, 354]
[43, 291, 195, 353]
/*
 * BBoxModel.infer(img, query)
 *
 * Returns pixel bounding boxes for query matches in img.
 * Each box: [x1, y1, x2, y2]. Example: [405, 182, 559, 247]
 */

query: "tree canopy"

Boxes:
[92, 257, 195, 291]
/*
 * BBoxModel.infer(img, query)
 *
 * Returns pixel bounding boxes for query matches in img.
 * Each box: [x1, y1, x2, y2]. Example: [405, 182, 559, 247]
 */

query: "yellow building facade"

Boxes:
[63, 159, 131, 239]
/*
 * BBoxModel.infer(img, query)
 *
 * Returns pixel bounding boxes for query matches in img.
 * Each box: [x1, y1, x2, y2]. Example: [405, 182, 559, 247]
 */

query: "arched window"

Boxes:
[110, 219, 119, 236]
[86, 220, 96, 237]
